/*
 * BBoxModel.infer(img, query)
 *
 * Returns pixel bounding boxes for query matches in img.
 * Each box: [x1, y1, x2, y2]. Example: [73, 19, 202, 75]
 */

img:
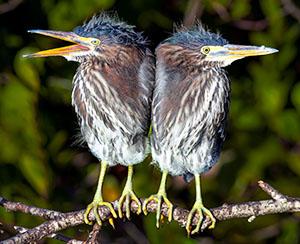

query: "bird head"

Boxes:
[163, 25, 278, 67]
[24, 14, 147, 62]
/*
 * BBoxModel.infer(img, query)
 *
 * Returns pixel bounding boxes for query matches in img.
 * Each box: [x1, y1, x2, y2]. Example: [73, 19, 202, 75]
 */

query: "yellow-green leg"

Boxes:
[142, 170, 173, 228]
[84, 161, 117, 226]
[118, 165, 142, 219]
[186, 174, 216, 236]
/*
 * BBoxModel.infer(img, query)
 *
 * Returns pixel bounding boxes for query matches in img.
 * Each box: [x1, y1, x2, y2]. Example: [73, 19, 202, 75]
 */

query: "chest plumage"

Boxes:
[151, 44, 230, 176]
[71, 46, 154, 165]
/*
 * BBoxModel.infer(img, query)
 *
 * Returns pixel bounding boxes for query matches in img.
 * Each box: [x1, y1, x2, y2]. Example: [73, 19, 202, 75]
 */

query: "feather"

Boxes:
[73, 12, 148, 47]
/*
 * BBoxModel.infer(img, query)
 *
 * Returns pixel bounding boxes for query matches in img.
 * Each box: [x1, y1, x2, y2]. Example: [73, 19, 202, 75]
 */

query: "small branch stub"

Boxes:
[258, 180, 288, 203]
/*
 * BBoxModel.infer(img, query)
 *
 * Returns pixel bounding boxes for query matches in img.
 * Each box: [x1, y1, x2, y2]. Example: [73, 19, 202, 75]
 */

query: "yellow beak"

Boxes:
[23, 30, 91, 58]
[224, 44, 278, 57]
[204, 44, 278, 64]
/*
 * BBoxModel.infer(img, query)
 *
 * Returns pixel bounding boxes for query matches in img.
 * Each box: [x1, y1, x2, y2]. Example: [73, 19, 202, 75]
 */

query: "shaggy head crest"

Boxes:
[73, 13, 148, 47]
[163, 24, 228, 48]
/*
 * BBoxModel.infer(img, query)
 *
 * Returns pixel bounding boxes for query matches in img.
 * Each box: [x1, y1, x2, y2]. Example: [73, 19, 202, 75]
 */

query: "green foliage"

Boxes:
[0, 0, 300, 243]
[0, 75, 50, 196]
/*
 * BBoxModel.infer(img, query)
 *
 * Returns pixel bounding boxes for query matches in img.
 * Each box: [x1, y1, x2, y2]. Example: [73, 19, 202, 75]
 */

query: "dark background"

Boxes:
[0, 0, 300, 243]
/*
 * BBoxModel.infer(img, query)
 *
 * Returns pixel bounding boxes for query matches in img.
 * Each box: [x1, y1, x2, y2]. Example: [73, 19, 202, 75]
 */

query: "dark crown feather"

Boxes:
[162, 23, 228, 48]
[73, 13, 148, 47]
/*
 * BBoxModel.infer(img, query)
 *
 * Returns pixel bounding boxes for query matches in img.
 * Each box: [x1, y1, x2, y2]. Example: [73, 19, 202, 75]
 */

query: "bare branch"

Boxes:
[211, 1, 231, 22]
[1, 211, 84, 244]
[210, 2, 268, 31]
[183, 0, 203, 27]
[1, 181, 300, 243]
[3, 224, 83, 243]
[67, 240, 84, 244]
[232, 19, 268, 31]
[0, 196, 66, 220]
[0, 0, 22, 14]
[258, 180, 288, 203]
[85, 224, 101, 244]
[281, 0, 300, 22]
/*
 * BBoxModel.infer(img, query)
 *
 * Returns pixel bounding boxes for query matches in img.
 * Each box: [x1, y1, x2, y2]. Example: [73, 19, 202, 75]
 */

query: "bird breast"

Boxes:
[151, 60, 230, 175]
[70, 50, 155, 165]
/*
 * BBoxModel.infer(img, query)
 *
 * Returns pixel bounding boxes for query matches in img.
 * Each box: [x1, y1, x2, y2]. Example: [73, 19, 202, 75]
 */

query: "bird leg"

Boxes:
[84, 161, 117, 226]
[142, 170, 173, 228]
[185, 174, 216, 236]
[118, 165, 142, 219]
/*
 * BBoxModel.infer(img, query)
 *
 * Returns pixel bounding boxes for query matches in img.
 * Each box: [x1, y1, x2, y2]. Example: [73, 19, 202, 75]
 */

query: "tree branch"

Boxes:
[13, 225, 82, 243]
[0, 197, 66, 220]
[0, 222, 83, 243]
[1, 181, 299, 243]
[85, 224, 101, 244]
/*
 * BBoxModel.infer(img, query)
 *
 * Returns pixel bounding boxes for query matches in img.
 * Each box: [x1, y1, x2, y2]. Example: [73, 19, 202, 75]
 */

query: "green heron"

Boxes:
[143, 25, 278, 235]
[25, 14, 155, 225]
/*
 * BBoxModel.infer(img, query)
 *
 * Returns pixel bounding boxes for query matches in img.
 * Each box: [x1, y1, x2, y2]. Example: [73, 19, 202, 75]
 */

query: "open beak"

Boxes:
[23, 30, 90, 58]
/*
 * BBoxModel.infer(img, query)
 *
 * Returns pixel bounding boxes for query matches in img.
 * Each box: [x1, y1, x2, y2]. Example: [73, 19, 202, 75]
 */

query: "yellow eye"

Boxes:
[201, 46, 210, 54]
[91, 39, 100, 45]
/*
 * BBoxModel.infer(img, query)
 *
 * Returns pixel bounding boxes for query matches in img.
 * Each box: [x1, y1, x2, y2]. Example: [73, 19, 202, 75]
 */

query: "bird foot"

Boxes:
[142, 192, 173, 228]
[185, 200, 216, 236]
[84, 199, 117, 227]
[118, 188, 141, 219]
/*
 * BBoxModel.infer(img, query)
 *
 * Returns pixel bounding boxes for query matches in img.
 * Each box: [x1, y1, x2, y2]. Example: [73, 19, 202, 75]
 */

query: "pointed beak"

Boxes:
[23, 30, 90, 58]
[205, 44, 278, 65]
[224, 44, 278, 57]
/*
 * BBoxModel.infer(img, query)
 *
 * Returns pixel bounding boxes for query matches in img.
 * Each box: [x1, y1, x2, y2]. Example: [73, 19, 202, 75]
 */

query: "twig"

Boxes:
[211, 2, 268, 31]
[0, 0, 22, 14]
[14, 225, 82, 243]
[211, 1, 231, 21]
[232, 19, 268, 31]
[0, 197, 65, 220]
[183, 0, 203, 27]
[0, 224, 83, 243]
[258, 180, 288, 203]
[1, 181, 299, 243]
[67, 240, 84, 244]
[85, 224, 101, 244]
[281, 0, 300, 22]
[1, 211, 84, 244]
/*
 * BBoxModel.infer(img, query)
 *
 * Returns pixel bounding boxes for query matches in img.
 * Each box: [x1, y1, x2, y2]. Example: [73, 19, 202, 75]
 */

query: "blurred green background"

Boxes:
[0, 0, 300, 243]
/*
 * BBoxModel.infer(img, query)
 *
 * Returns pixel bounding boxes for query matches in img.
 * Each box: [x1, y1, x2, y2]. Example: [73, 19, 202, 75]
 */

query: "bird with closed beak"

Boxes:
[25, 14, 155, 226]
[143, 24, 278, 235]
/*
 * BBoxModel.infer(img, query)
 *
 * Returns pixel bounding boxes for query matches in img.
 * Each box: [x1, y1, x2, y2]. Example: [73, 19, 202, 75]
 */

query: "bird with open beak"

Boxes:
[25, 14, 155, 226]
[143, 24, 278, 235]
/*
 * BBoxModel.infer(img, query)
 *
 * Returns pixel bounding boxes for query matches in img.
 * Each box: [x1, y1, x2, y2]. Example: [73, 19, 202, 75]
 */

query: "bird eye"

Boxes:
[201, 46, 210, 55]
[91, 39, 100, 46]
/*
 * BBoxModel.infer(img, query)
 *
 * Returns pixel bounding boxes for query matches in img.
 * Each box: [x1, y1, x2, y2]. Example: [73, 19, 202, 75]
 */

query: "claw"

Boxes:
[118, 165, 141, 219]
[185, 173, 216, 236]
[118, 189, 142, 219]
[84, 161, 117, 226]
[84, 203, 94, 225]
[142, 192, 173, 228]
[108, 217, 115, 229]
[84, 200, 117, 226]
[185, 201, 216, 236]
[143, 170, 173, 228]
